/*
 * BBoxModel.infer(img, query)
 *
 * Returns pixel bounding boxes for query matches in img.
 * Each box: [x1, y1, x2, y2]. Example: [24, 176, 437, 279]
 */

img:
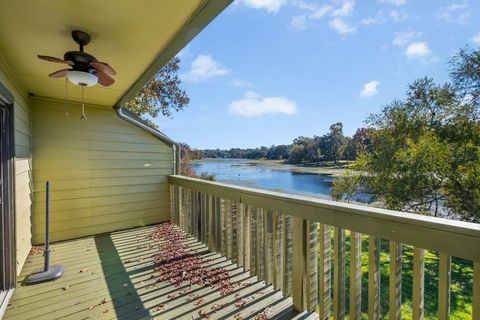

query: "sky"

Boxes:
[154, 0, 480, 150]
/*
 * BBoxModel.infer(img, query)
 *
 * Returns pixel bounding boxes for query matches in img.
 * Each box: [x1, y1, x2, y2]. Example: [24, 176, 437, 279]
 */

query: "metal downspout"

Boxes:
[114, 107, 180, 174]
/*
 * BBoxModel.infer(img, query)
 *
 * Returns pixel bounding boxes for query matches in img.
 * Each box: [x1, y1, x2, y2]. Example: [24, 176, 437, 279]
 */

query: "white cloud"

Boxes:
[392, 31, 422, 47]
[437, 1, 469, 24]
[389, 10, 408, 22]
[289, 4, 333, 30]
[405, 42, 431, 58]
[289, 15, 308, 30]
[231, 79, 255, 89]
[331, 0, 355, 17]
[229, 91, 298, 117]
[289, 1, 358, 34]
[360, 80, 380, 97]
[378, 0, 406, 6]
[309, 5, 333, 19]
[238, 0, 286, 13]
[183, 54, 229, 82]
[361, 10, 387, 26]
[471, 32, 480, 46]
[329, 18, 357, 34]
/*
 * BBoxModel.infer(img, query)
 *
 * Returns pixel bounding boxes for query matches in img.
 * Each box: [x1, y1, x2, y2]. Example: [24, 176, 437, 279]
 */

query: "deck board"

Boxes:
[4, 224, 318, 320]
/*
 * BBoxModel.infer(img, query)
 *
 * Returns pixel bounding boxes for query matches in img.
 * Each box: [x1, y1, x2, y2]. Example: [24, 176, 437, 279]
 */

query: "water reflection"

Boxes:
[193, 160, 335, 199]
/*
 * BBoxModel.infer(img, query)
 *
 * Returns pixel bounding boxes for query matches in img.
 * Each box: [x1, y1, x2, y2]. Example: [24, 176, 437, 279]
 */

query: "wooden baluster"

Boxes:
[174, 185, 179, 224]
[196, 191, 201, 240]
[208, 195, 214, 251]
[189, 189, 193, 233]
[170, 185, 175, 223]
[334, 227, 345, 320]
[185, 188, 188, 230]
[232, 201, 238, 263]
[185, 188, 189, 232]
[273, 212, 284, 291]
[237, 203, 244, 268]
[307, 221, 318, 312]
[201, 193, 207, 244]
[284, 215, 293, 296]
[389, 241, 402, 320]
[243, 205, 251, 271]
[220, 199, 226, 256]
[179, 186, 183, 227]
[215, 197, 221, 252]
[193, 190, 197, 236]
[318, 224, 331, 320]
[272, 212, 278, 289]
[472, 262, 479, 320]
[412, 247, 425, 320]
[292, 216, 306, 311]
[264, 210, 273, 285]
[438, 253, 451, 320]
[226, 200, 232, 259]
[256, 208, 265, 280]
[169, 185, 174, 223]
[178, 186, 183, 230]
[250, 207, 257, 275]
[349, 231, 362, 320]
[368, 236, 381, 320]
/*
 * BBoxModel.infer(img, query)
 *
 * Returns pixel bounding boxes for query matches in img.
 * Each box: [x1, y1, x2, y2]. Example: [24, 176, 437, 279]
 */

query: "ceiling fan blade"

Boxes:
[48, 69, 70, 78]
[90, 61, 116, 75]
[38, 55, 73, 66]
[96, 71, 115, 87]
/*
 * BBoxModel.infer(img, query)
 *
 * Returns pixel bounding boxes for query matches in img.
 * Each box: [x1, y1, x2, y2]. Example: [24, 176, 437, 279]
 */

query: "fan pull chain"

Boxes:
[64, 78, 69, 117]
[80, 85, 87, 120]
[64, 78, 68, 100]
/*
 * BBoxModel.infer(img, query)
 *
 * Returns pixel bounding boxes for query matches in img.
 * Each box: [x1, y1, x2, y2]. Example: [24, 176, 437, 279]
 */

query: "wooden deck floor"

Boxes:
[4, 224, 318, 320]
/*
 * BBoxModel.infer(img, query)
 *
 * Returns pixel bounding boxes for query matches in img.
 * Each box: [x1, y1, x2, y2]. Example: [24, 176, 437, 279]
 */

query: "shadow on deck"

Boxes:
[4, 224, 318, 319]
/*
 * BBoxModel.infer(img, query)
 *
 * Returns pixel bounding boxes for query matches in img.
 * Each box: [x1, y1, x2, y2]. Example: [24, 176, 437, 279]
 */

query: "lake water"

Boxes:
[192, 159, 335, 199]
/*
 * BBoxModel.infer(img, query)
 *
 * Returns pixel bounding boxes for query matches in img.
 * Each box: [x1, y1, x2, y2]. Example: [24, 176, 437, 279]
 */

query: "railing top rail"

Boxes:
[169, 175, 480, 261]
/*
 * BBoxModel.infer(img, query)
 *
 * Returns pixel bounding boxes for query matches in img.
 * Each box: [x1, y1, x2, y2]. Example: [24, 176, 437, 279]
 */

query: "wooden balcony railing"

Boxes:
[168, 175, 480, 320]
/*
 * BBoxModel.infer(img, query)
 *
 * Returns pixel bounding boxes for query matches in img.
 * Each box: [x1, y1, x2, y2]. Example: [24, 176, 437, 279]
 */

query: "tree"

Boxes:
[321, 122, 345, 163]
[179, 143, 195, 177]
[272, 145, 290, 160]
[341, 136, 357, 160]
[288, 144, 305, 164]
[450, 46, 480, 109]
[125, 57, 189, 126]
[332, 47, 480, 221]
[352, 127, 371, 155]
[289, 136, 320, 163]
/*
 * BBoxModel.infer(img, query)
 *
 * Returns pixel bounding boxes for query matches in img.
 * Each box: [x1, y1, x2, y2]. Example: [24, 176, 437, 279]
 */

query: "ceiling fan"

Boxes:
[38, 30, 116, 87]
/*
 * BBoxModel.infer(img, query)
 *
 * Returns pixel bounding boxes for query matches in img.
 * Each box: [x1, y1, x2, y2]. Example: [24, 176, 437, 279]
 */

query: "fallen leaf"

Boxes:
[198, 310, 210, 319]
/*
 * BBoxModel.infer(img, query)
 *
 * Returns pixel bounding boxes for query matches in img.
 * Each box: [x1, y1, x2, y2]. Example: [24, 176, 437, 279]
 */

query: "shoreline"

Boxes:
[193, 159, 348, 177]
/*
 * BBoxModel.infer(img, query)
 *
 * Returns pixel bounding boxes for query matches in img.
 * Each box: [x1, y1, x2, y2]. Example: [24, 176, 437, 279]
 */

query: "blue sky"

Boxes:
[155, 0, 480, 149]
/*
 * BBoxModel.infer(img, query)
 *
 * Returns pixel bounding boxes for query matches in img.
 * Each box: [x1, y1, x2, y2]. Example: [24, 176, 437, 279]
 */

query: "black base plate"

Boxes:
[25, 265, 65, 285]
[71, 30, 91, 46]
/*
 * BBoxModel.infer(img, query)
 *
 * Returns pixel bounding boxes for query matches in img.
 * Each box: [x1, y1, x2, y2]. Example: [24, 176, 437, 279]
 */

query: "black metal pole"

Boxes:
[44, 181, 50, 272]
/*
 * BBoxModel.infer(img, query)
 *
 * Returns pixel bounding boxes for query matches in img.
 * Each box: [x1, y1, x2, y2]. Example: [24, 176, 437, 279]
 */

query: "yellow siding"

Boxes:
[31, 97, 173, 243]
[0, 51, 33, 275]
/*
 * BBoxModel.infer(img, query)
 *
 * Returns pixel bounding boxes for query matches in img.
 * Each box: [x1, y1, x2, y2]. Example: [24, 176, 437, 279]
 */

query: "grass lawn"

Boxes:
[339, 231, 473, 319]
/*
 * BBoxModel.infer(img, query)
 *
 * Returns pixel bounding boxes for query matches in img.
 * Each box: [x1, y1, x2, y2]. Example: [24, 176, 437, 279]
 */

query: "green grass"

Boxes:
[336, 231, 473, 319]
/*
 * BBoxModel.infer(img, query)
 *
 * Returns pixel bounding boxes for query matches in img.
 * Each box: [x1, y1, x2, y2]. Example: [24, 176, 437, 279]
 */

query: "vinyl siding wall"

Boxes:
[31, 97, 173, 244]
[0, 52, 33, 275]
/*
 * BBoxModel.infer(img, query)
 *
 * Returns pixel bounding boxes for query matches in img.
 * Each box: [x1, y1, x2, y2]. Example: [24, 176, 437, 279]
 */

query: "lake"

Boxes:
[192, 159, 336, 199]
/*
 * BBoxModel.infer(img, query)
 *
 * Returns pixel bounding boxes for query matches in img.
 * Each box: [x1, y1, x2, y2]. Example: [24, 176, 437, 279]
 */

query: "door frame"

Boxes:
[0, 81, 16, 294]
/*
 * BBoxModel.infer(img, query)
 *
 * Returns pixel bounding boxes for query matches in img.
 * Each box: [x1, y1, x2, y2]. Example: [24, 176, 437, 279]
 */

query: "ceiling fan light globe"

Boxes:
[66, 70, 98, 87]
